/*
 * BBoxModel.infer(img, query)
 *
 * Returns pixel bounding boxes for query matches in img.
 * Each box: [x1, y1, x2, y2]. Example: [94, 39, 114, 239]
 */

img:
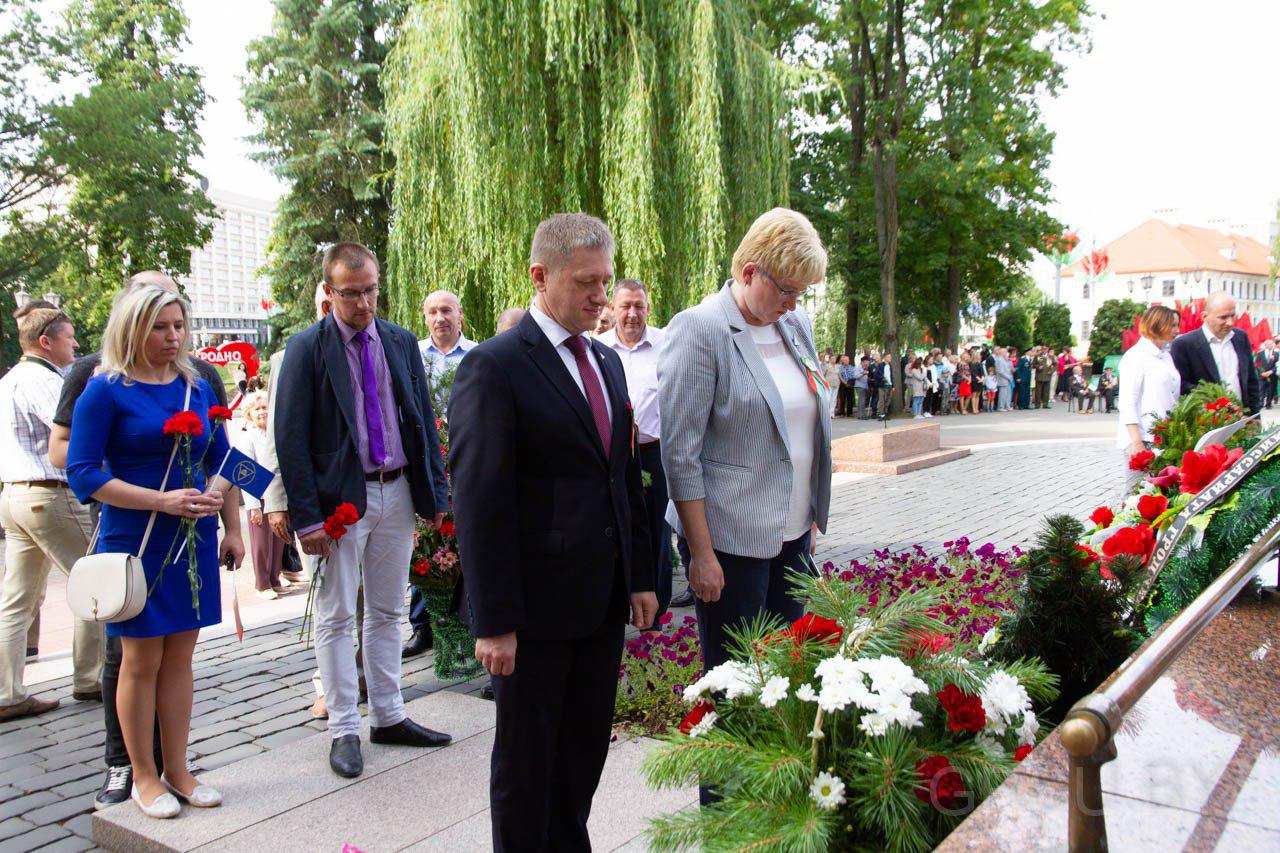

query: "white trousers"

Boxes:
[313, 477, 414, 738]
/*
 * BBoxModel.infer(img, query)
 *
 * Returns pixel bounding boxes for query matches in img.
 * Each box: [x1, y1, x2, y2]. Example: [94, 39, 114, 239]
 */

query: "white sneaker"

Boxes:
[923, 412, 932, 418]
[162, 775, 222, 808]
[275, 577, 293, 590]
[256, 589, 278, 601]
[132, 785, 180, 819]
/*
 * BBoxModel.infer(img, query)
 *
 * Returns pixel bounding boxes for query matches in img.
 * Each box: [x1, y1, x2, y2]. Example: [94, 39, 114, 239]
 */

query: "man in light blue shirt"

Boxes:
[405, 289, 476, 660]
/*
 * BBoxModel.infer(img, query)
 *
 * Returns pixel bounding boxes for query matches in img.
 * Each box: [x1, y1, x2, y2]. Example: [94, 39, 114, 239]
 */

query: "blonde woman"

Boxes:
[66, 285, 243, 819]
[660, 207, 832, 672]
[234, 392, 288, 599]
[1117, 305, 1181, 490]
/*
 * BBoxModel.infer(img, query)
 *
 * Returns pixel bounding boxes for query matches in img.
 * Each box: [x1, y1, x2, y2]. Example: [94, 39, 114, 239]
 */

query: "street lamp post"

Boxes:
[1141, 275, 1154, 302]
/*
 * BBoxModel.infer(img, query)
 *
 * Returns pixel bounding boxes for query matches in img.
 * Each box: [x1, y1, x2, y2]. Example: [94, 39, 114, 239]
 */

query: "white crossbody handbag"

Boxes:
[66, 381, 190, 624]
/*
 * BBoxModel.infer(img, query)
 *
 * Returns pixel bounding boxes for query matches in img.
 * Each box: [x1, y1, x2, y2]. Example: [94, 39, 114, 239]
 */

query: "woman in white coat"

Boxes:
[1116, 305, 1181, 491]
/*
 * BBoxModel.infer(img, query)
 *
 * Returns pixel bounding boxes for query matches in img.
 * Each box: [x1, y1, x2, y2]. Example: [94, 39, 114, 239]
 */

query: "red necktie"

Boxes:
[564, 335, 611, 458]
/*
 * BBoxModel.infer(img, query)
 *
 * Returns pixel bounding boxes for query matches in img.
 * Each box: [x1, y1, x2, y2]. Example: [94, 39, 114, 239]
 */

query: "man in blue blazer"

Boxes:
[449, 214, 656, 851]
[1170, 291, 1262, 415]
[276, 243, 451, 778]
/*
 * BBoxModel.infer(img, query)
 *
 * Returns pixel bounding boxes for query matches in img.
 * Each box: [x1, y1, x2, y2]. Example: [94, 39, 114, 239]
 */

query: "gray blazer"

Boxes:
[659, 284, 832, 560]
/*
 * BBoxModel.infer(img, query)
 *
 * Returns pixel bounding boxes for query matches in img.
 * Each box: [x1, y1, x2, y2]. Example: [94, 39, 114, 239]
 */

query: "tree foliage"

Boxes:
[243, 0, 404, 345]
[382, 0, 789, 338]
[1088, 298, 1144, 363]
[1032, 301, 1072, 350]
[40, 0, 215, 346]
[992, 304, 1030, 352]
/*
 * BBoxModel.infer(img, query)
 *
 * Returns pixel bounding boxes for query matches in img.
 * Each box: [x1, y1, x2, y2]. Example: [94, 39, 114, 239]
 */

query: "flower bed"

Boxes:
[615, 613, 704, 737]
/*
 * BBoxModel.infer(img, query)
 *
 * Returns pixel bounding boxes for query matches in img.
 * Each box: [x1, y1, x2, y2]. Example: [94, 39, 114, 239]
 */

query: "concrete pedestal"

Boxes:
[831, 422, 969, 474]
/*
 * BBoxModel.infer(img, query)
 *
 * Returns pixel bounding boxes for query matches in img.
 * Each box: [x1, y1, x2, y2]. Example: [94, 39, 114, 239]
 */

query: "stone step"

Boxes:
[93, 690, 696, 852]
[834, 446, 971, 475]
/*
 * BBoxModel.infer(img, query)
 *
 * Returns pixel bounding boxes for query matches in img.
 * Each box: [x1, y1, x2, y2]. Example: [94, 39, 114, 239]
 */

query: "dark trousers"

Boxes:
[835, 384, 854, 417]
[638, 443, 674, 623]
[868, 386, 880, 417]
[408, 587, 430, 632]
[1101, 388, 1117, 412]
[490, 616, 625, 852]
[1265, 379, 1277, 408]
[103, 634, 163, 769]
[678, 533, 810, 671]
[1035, 380, 1051, 407]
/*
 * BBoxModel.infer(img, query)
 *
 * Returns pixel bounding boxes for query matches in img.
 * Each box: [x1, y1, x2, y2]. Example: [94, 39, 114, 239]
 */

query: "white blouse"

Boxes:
[748, 323, 817, 541]
[1115, 337, 1181, 448]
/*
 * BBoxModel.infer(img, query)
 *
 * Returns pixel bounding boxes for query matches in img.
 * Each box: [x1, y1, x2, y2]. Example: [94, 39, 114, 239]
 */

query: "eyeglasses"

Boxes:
[36, 312, 70, 340]
[756, 268, 808, 301]
[328, 285, 380, 303]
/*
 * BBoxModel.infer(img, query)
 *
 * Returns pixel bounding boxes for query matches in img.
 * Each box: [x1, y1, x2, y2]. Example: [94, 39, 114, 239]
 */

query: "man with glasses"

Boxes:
[275, 242, 453, 779]
[0, 303, 103, 723]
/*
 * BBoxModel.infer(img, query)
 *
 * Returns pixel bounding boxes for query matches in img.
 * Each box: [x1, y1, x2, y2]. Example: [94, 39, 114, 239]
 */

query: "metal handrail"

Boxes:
[1059, 519, 1280, 852]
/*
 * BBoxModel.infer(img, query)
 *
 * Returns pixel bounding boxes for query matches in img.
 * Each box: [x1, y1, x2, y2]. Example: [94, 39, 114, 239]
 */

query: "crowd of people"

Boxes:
[0, 198, 1272, 844]
[821, 343, 1122, 419]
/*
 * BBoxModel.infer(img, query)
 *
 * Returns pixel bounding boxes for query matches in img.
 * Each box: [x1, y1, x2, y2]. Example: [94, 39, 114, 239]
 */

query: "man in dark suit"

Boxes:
[1170, 291, 1262, 414]
[276, 242, 452, 779]
[1254, 339, 1277, 408]
[449, 213, 656, 852]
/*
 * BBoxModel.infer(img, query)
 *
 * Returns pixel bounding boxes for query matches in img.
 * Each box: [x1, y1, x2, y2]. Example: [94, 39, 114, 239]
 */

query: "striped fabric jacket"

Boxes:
[658, 283, 832, 560]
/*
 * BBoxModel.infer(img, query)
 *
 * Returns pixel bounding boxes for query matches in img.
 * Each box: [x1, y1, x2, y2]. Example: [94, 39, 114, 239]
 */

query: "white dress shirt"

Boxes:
[597, 325, 663, 443]
[0, 357, 68, 483]
[418, 333, 478, 373]
[1115, 337, 1181, 448]
[529, 302, 613, 425]
[1203, 325, 1241, 399]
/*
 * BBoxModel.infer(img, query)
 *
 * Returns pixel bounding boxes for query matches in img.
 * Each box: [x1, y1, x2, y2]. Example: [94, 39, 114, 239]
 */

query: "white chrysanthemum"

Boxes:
[809, 772, 847, 810]
[863, 656, 928, 698]
[688, 711, 718, 738]
[981, 670, 1032, 735]
[975, 733, 1004, 758]
[877, 692, 923, 729]
[682, 679, 709, 703]
[817, 681, 854, 712]
[795, 683, 818, 703]
[858, 712, 890, 737]
[1017, 711, 1039, 746]
[759, 675, 789, 708]
[977, 627, 1000, 655]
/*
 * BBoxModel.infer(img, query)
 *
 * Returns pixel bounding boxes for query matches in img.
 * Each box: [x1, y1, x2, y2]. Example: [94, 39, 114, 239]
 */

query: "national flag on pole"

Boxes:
[209, 447, 275, 500]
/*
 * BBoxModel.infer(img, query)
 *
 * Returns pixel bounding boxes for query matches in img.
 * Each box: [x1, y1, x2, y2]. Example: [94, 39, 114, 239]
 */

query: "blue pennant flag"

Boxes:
[212, 447, 275, 500]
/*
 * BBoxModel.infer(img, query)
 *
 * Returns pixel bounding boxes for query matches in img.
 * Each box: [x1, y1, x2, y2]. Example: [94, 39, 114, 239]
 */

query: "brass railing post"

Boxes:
[1062, 708, 1116, 852]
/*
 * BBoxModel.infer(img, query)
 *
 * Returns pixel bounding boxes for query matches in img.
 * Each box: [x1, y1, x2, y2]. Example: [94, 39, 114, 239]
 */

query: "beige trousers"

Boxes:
[0, 484, 103, 704]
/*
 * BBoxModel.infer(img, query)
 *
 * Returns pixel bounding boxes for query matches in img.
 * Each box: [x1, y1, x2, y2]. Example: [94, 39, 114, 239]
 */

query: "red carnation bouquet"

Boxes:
[299, 502, 360, 645]
[157, 409, 208, 616]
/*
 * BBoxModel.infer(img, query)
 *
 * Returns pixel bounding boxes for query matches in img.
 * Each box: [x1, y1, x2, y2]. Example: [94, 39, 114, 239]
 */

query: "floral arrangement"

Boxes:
[299, 502, 359, 644]
[823, 538, 1023, 645]
[642, 573, 1056, 853]
[615, 613, 703, 736]
[1140, 383, 1257, 471]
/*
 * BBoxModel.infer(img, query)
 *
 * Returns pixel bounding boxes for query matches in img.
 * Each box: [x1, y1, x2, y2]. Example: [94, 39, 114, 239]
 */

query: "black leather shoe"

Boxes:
[669, 590, 695, 608]
[329, 735, 363, 778]
[401, 627, 433, 659]
[370, 718, 452, 748]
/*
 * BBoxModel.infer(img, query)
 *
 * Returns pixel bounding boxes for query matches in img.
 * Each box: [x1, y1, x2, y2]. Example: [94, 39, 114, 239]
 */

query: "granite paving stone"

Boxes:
[0, 823, 70, 852]
[0, 791, 60, 822]
[20, 795, 94, 828]
[0, 818, 33, 844]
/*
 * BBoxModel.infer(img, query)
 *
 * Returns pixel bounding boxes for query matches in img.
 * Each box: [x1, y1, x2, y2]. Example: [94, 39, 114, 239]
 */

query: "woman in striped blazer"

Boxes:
[658, 208, 833, 671]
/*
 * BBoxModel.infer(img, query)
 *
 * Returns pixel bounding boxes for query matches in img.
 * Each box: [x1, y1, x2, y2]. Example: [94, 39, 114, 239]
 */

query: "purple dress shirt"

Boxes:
[333, 315, 408, 473]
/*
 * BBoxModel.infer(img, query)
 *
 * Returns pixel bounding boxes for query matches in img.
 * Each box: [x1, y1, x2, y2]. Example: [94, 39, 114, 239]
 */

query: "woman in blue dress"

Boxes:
[67, 285, 244, 819]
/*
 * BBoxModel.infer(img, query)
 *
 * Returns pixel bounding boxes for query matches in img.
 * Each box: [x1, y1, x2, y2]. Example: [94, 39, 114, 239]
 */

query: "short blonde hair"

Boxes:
[99, 284, 196, 385]
[1139, 305, 1179, 340]
[731, 208, 828, 285]
[243, 391, 268, 417]
[530, 213, 615, 271]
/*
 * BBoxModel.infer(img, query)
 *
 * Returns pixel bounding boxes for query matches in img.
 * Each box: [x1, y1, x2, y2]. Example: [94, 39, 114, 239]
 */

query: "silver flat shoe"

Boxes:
[162, 774, 222, 808]
[132, 785, 180, 819]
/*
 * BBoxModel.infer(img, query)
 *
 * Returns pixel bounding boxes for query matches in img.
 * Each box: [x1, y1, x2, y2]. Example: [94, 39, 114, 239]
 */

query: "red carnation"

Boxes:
[1089, 506, 1114, 528]
[914, 755, 966, 809]
[1014, 745, 1033, 762]
[1128, 449, 1155, 471]
[207, 405, 234, 422]
[163, 410, 204, 436]
[1146, 466, 1181, 489]
[1101, 525, 1155, 563]
[439, 520, 456, 537]
[905, 630, 951, 659]
[788, 613, 843, 644]
[323, 518, 349, 541]
[937, 683, 986, 733]
[413, 558, 431, 576]
[679, 700, 714, 735]
[1205, 396, 1232, 413]
[1137, 494, 1169, 523]
[1179, 444, 1243, 494]
[333, 502, 360, 526]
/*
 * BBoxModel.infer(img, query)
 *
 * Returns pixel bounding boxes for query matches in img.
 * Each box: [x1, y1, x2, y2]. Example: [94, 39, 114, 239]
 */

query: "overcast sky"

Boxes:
[179, 0, 1278, 254]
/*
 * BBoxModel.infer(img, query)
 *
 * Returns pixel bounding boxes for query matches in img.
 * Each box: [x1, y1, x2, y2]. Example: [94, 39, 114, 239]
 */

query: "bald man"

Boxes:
[419, 290, 477, 378]
[1170, 291, 1262, 414]
[496, 307, 526, 334]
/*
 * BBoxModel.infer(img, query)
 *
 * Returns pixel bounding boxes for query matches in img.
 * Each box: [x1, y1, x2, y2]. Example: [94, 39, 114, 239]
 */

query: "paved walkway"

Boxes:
[0, 430, 1148, 851]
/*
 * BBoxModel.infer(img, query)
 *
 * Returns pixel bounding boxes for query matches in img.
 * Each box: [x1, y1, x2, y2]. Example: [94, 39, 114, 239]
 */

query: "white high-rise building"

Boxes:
[180, 188, 277, 346]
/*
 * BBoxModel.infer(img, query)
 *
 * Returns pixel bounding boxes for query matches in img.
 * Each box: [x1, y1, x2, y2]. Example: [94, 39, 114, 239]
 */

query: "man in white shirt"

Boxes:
[419, 290, 477, 387]
[1170, 291, 1262, 414]
[0, 305, 102, 721]
[598, 280, 675, 618]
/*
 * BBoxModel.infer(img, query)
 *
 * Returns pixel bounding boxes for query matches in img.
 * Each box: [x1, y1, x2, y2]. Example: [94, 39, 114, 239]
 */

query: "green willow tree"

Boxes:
[243, 0, 404, 344]
[383, 0, 789, 337]
[47, 0, 214, 339]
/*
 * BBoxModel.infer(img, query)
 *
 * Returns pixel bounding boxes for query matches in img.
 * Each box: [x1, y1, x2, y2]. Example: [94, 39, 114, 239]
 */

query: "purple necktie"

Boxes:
[354, 330, 387, 467]
[564, 335, 611, 458]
